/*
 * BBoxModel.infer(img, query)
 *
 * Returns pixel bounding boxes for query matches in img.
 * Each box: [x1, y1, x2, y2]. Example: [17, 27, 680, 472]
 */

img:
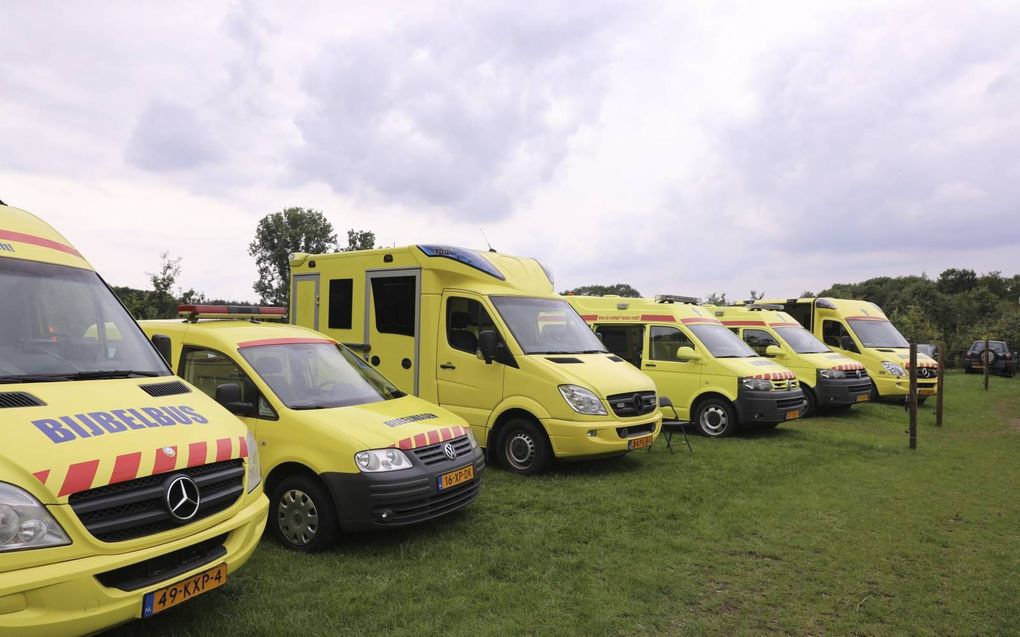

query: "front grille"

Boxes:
[616, 423, 656, 438]
[69, 460, 244, 542]
[918, 380, 937, 389]
[848, 383, 871, 394]
[139, 381, 191, 397]
[0, 392, 45, 408]
[412, 436, 473, 466]
[770, 379, 801, 391]
[606, 390, 657, 417]
[776, 397, 803, 409]
[368, 461, 484, 525]
[96, 534, 227, 591]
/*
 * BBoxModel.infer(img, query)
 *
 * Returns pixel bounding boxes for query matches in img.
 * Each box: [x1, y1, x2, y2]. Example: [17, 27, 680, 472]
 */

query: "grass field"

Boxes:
[109, 372, 1019, 636]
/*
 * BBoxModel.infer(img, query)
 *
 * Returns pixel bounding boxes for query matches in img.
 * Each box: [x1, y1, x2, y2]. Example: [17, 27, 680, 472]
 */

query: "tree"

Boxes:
[749, 290, 765, 302]
[705, 292, 728, 305]
[800, 290, 815, 298]
[148, 252, 182, 319]
[249, 208, 339, 306]
[344, 229, 376, 252]
[560, 283, 641, 297]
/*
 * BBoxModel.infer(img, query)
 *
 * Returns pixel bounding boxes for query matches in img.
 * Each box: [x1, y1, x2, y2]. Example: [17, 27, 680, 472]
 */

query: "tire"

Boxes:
[802, 387, 818, 418]
[693, 397, 739, 437]
[870, 381, 881, 402]
[917, 396, 928, 406]
[497, 418, 552, 475]
[270, 474, 339, 552]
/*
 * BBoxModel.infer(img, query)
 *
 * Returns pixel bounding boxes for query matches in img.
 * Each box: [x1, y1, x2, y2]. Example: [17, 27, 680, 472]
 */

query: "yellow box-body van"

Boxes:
[141, 306, 484, 552]
[0, 205, 267, 636]
[709, 306, 872, 415]
[566, 296, 805, 437]
[289, 245, 661, 474]
[759, 298, 939, 401]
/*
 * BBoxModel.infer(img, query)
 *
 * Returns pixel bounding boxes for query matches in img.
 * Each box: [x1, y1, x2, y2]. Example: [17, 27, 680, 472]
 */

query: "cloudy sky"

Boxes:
[2, 1, 1018, 302]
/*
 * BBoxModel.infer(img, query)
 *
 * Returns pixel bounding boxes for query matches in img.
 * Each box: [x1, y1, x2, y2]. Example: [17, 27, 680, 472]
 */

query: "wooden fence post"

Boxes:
[935, 341, 945, 427]
[909, 343, 918, 449]
[984, 336, 990, 391]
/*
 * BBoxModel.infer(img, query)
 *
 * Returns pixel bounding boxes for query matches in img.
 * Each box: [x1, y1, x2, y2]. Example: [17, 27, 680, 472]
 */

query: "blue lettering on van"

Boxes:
[31, 405, 208, 444]
[0, 242, 14, 253]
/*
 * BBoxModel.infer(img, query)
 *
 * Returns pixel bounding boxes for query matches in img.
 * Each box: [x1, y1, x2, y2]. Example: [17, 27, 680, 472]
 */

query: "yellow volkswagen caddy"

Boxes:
[0, 203, 267, 636]
[141, 305, 484, 552]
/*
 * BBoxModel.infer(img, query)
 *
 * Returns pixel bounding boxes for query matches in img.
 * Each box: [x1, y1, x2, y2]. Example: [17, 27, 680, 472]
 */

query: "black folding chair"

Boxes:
[658, 396, 692, 453]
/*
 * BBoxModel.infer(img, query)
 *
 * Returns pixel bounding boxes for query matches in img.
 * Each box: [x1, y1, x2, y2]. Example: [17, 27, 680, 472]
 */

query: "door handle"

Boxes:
[440, 362, 456, 370]
[645, 363, 656, 368]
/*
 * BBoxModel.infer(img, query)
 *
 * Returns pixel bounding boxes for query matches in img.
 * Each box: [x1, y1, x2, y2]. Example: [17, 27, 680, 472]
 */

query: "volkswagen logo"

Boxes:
[165, 475, 201, 522]
[918, 367, 936, 379]
[443, 443, 457, 460]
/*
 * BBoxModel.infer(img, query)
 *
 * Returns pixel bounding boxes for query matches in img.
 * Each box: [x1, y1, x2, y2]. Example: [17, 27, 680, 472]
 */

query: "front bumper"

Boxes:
[543, 413, 661, 459]
[0, 493, 268, 637]
[873, 374, 939, 399]
[734, 388, 805, 425]
[815, 376, 872, 407]
[322, 446, 485, 532]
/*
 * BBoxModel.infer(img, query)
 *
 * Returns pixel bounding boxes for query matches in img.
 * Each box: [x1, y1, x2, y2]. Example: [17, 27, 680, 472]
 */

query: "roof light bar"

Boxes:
[177, 305, 287, 323]
[654, 294, 700, 305]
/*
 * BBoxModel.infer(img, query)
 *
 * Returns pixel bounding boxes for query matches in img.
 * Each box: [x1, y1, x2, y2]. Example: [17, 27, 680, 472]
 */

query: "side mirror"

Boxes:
[150, 334, 173, 366]
[676, 346, 701, 361]
[765, 344, 784, 357]
[839, 335, 856, 351]
[477, 330, 498, 364]
[658, 396, 673, 408]
[595, 332, 604, 342]
[215, 383, 257, 417]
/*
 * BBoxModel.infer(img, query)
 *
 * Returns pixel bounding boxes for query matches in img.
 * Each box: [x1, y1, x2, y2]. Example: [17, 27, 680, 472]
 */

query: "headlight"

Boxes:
[818, 368, 846, 379]
[0, 482, 71, 552]
[246, 431, 262, 492]
[355, 448, 412, 472]
[740, 377, 772, 391]
[558, 385, 607, 415]
[882, 361, 905, 377]
[466, 429, 479, 449]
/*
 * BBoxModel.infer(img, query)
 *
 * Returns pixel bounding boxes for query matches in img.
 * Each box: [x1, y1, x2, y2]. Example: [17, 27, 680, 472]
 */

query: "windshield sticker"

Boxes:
[383, 412, 438, 428]
[32, 405, 209, 444]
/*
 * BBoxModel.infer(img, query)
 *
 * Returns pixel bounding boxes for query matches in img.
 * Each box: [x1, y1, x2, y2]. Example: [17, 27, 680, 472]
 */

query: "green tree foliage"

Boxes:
[249, 208, 339, 306]
[111, 253, 245, 319]
[344, 229, 376, 251]
[705, 292, 728, 305]
[560, 283, 641, 297]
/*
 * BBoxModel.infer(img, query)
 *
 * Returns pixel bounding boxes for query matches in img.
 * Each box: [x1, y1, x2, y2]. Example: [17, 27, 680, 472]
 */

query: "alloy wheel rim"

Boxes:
[700, 406, 728, 435]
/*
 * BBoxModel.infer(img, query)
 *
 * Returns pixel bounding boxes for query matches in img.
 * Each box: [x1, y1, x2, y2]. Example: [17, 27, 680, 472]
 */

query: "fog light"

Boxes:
[377, 509, 393, 521]
[587, 430, 597, 438]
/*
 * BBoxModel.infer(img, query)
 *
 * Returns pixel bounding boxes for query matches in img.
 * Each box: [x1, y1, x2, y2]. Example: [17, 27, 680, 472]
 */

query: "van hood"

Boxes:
[528, 353, 657, 396]
[868, 348, 939, 368]
[716, 357, 798, 379]
[801, 352, 866, 371]
[297, 395, 472, 452]
[0, 378, 250, 504]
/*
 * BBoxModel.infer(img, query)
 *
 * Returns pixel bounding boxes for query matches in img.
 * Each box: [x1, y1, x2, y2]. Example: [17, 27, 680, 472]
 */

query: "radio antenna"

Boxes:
[480, 228, 496, 252]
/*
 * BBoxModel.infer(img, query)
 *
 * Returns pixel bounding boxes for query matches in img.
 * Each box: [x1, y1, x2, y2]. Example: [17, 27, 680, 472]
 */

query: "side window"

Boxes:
[328, 278, 353, 329]
[822, 320, 859, 354]
[595, 325, 644, 366]
[743, 328, 779, 356]
[446, 297, 496, 354]
[181, 348, 263, 413]
[371, 276, 415, 336]
[649, 326, 694, 362]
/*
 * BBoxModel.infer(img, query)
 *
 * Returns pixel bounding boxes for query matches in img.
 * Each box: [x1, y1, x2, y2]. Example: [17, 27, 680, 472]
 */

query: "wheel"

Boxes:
[693, 397, 739, 437]
[496, 418, 552, 475]
[270, 474, 339, 552]
[917, 396, 928, 406]
[802, 387, 818, 417]
[870, 381, 880, 402]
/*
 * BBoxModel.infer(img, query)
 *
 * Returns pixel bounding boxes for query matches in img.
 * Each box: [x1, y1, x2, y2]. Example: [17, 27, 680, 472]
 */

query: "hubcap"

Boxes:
[277, 489, 319, 546]
[699, 406, 728, 435]
[506, 431, 536, 470]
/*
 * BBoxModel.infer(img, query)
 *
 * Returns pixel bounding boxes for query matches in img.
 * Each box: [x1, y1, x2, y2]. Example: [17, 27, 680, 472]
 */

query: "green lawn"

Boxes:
[110, 372, 1019, 636]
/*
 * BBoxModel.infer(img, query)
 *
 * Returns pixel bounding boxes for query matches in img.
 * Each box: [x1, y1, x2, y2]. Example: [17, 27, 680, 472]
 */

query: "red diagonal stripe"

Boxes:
[413, 433, 427, 448]
[398, 438, 413, 450]
[153, 446, 178, 474]
[427, 430, 440, 445]
[32, 469, 50, 484]
[441, 427, 452, 441]
[188, 441, 208, 467]
[238, 435, 249, 458]
[59, 459, 100, 497]
[0, 229, 82, 257]
[110, 452, 142, 484]
[216, 438, 232, 462]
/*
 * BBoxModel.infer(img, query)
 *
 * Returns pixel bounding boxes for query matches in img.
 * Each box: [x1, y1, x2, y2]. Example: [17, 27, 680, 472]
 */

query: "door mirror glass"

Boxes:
[676, 346, 701, 361]
[477, 330, 498, 364]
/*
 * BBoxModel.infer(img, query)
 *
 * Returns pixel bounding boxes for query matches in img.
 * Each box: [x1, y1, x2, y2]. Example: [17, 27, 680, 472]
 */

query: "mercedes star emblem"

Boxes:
[165, 475, 201, 521]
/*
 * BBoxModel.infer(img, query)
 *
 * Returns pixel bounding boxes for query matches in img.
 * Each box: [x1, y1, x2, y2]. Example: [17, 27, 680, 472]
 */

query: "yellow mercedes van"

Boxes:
[567, 295, 805, 437]
[141, 305, 484, 552]
[758, 297, 939, 402]
[710, 305, 871, 415]
[288, 245, 661, 474]
[0, 204, 267, 636]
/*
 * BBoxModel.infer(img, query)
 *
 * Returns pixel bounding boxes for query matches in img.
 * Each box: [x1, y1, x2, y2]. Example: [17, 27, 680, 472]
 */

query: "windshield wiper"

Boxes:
[69, 370, 164, 380]
[290, 404, 327, 410]
[0, 374, 71, 384]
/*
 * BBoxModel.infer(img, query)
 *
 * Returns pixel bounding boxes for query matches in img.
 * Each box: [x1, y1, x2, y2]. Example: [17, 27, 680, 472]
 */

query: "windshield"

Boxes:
[239, 342, 404, 409]
[774, 326, 830, 354]
[688, 324, 756, 358]
[0, 258, 169, 381]
[847, 319, 909, 348]
[490, 296, 606, 355]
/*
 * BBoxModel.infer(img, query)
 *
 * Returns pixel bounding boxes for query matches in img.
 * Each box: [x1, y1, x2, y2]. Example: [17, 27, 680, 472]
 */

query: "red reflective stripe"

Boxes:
[440, 427, 453, 441]
[236, 337, 334, 349]
[0, 229, 82, 257]
[59, 459, 100, 497]
[153, 446, 178, 474]
[641, 314, 675, 322]
[216, 438, 232, 462]
[110, 452, 142, 484]
[579, 314, 597, 321]
[413, 433, 427, 448]
[721, 320, 766, 326]
[238, 436, 249, 458]
[844, 316, 887, 321]
[188, 442, 208, 468]
[454, 426, 464, 437]
[769, 322, 801, 327]
[32, 470, 50, 484]
[178, 304, 286, 315]
[398, 438, 413, 450]
[680, 317, 722, 325]
[427, 430, 440, 445]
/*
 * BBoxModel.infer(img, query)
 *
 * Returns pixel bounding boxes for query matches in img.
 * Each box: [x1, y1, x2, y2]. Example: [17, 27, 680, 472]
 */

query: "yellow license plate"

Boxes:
[919, 388, 935, 396]
[785, 410, 800, 420]
[142, 563, 227, 618]
[856, 393, 870, 402]
[628, 435, 653, 450]
[438, 465, 474, 491]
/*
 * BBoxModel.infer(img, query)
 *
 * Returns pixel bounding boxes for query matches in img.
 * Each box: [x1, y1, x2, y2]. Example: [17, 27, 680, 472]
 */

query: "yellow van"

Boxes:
[758, 297, 939, 402]
[709, 305, 872, 415]
[288, 245, 661, 474]
[141, 305, 484, 552]
[566, 295, 805, 437]
[0, 204, 267, 636]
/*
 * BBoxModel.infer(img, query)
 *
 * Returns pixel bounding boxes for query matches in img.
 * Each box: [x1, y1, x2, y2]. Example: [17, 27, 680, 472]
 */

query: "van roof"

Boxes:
[566, 295, 722, 324]
[757, 296, 891, 320]
[707, 305, 803, 327]
[0, 205, 94, 270]
[144, 317, 339, 350]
